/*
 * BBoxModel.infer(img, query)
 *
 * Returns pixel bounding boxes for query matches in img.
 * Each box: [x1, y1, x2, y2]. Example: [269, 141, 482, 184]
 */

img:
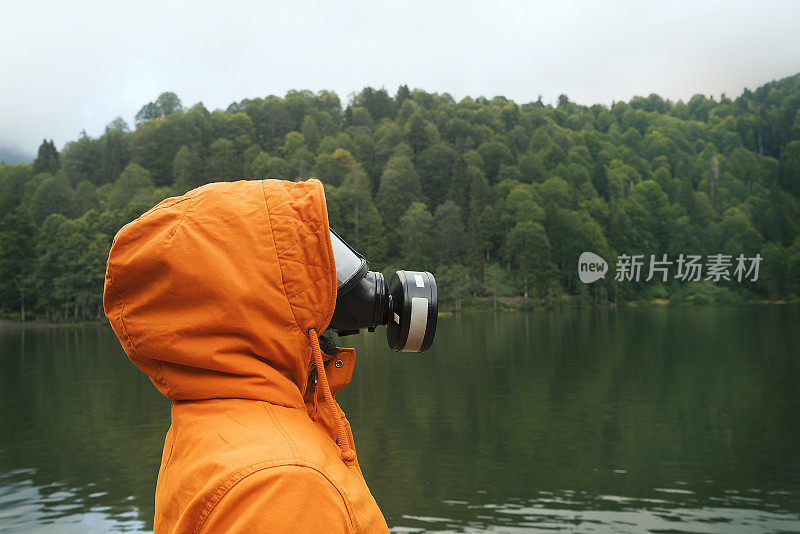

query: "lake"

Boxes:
[1, 306, 799, 533]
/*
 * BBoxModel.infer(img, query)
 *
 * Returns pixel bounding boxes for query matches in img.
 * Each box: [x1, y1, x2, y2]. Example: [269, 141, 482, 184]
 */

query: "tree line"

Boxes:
[2, 75, 800, 321]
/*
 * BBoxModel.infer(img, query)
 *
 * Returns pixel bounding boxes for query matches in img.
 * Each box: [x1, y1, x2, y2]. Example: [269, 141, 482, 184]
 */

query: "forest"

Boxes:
[1, 74, 800, 321]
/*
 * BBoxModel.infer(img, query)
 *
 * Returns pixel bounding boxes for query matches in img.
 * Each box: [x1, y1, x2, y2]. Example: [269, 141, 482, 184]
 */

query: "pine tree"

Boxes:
[33, 139, 60, 175]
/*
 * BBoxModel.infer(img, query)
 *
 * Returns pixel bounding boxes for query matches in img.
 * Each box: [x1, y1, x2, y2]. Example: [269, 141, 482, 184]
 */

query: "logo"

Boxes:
[578, 252, 762, 284]
[579, 252, 608, 283]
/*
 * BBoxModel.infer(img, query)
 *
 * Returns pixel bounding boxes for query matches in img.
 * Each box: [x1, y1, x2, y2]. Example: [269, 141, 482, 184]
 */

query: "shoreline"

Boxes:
[3, 299, 798, 327]
[0, 318, 107, 330]
[438, 296, 800, 315]
[0, 318, 61, 330]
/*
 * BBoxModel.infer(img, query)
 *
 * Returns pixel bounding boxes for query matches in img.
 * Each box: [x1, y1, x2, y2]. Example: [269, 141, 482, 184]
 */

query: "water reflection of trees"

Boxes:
[338, 306, 800, 526]
[1, 308, 799, 531]
[0, 326, 169, 531]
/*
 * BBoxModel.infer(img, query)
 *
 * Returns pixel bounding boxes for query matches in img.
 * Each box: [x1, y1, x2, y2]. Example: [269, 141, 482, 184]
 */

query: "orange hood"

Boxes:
[103, 179, 337, 409]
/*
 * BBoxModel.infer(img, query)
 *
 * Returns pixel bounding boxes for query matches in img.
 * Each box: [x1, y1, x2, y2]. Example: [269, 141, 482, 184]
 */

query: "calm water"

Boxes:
[1, 306, 799, 533]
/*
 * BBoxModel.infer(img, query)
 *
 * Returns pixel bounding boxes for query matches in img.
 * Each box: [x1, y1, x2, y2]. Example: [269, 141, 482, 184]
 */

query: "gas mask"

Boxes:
[328, 230, 438, 352]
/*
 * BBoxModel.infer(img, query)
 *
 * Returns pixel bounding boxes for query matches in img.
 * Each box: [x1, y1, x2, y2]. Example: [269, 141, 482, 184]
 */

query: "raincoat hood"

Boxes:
[103, 179, 388, 533]
[104, 179, 337, 409]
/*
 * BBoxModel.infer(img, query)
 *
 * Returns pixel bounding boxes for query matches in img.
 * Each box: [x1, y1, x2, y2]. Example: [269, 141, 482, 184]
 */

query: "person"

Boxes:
[104, 179, 390, 533]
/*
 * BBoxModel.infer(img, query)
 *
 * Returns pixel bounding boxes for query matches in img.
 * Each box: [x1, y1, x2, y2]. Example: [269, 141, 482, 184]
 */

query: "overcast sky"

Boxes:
[2, 0, 799, 158]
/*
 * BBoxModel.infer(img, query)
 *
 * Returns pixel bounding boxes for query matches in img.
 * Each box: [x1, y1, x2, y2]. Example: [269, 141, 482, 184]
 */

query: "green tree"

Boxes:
[333, 166, 387, 263]
[62, 134, 101, 185]
[0, 164, 32, 216]
[353, 87, 395, 121]
[135, 102, 157, 125]
[436, 264, 470, 311]
[399, 202, 434, 268]
[417, 143, 457, 208]
[207, 138, 240, 179]
[779, 140, 800, 195]
[433, 200, 466, 266]
[282, 132, 307, 158]
[30, 172, 75, 222]
[377, 156, 425, 252]
[33, 139, 60, 175]
[404, 110, 431, 154]
[478, 140, 514, 182]
[518, 152, 545, 183]
[155, 92, 183, 116]
[100, 126, 129, 183]
[467, 168, 492, 291]
[173, 145, 206, 191]
[0, 206, 37, 320]
[74, 181, 100, 215]
[250, 152, 271, 177]
[503, 184, 544, 228]
[301, 115, 322, 151]
[108, 163, 155, 210]
[507, 220, 554, 299]
[314, 148, 355, 185]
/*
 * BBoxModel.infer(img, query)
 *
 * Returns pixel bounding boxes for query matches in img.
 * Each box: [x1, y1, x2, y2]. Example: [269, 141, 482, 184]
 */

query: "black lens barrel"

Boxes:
[328, 269, 437, 352]
[385, 271, 438, 353]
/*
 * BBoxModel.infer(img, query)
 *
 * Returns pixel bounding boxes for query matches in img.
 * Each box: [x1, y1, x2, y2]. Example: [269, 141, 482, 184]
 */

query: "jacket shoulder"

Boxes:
[156, 400, 388, 534]
[197, 463, 356, 534]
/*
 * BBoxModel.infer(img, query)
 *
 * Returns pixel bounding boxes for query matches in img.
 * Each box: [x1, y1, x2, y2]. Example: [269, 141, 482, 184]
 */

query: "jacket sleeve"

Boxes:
[199, 465, 355, 534]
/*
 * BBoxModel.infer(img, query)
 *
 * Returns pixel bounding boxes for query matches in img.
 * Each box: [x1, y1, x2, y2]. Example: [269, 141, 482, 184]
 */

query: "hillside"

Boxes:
[1, 74, 800, 320]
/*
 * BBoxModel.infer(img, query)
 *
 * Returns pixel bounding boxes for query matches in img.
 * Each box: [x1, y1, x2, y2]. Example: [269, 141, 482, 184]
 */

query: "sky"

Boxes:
[1, 0, 799, 159]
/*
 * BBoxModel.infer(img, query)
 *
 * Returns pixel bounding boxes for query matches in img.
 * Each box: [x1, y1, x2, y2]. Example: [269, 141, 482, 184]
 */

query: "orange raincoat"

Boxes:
[104, 179, 389, 533]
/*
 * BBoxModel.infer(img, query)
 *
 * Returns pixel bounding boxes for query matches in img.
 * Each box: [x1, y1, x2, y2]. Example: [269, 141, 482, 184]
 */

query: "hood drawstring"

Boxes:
[309, 366, 319, 421]
[309, 328, 356, 465]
